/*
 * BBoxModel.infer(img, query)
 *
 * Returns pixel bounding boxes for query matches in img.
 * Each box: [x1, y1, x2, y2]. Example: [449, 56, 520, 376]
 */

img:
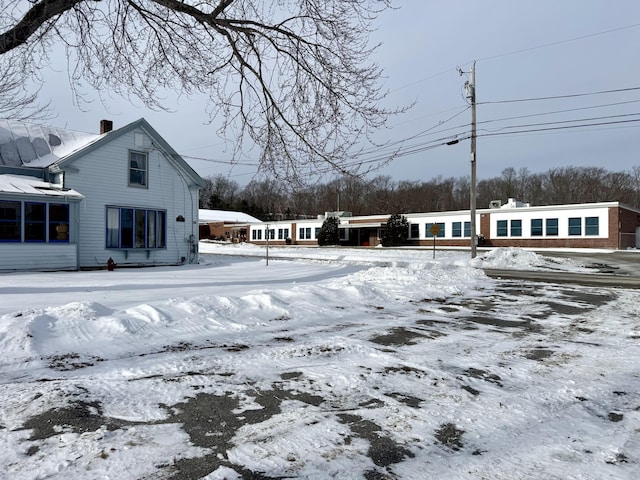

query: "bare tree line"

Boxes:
[199, 165, 640, 220]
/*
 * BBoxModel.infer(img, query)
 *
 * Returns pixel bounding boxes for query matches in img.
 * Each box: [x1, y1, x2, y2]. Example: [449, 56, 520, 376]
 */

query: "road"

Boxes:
[484, 250, 640, 288]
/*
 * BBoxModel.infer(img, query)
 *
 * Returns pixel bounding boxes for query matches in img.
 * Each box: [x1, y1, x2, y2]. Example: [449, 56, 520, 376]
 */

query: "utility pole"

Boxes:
[265, 224, 270, 266]
[466, 61, 478, 259]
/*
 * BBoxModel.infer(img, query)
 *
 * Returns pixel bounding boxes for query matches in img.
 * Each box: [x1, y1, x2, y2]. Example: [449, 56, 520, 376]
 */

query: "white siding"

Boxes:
[0, 243, 77, 271]
[63, 129, 199, 268]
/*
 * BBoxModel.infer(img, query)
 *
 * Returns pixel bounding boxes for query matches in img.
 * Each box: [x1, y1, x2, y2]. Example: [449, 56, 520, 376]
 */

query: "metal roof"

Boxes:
[0, 119, 100, 168]
[0, 174, 83, 199]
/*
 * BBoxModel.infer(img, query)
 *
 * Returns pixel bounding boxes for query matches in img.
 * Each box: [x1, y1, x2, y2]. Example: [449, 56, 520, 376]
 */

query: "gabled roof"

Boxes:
[0, 119, 100, 168]
[0, 118, 205, 188]
[52, 118, 205, 188]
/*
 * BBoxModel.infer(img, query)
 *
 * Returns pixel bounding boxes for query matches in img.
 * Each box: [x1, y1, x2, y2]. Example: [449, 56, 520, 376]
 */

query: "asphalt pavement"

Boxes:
[483, 250, 640, 289]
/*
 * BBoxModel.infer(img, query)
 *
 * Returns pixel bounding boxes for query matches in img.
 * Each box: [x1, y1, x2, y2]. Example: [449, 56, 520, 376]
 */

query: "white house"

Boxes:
[0, 118, 204, 271]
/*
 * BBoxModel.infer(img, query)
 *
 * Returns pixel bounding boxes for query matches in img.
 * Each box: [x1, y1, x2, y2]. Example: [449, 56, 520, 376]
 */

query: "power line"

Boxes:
[478, 117, 640, 139]
[480, 87, 640, 105]
[477, 22, 640, 63]
[478, 112, 640, 133]
[388, 22, 640, 94]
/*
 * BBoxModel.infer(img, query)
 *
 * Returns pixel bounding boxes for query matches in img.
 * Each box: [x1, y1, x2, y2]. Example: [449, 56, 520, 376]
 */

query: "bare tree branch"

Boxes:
[0, 0, 405, 181]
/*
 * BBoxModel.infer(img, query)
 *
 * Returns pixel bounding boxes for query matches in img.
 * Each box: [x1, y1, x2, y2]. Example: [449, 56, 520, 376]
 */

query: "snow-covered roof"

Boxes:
[0, 174, 83, 199]
[199, 209, 261, 224]
[0, 119, 101, 168]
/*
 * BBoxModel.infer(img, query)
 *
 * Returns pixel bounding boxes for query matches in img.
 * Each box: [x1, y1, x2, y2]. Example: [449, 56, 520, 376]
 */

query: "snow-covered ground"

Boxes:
[0, 244, 638, 479]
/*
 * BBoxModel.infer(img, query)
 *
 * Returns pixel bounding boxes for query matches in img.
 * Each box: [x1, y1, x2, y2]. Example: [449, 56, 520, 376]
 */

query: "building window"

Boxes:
[546, 218, 558, 236]
[49, 204, 70, 242]
[129, 151, 148, 187]
[585, 217, 599, 236]
[256, 230, 262, 240]
[283, 228, 289, 239]
[426, 222, 445, 238]
[510, 219, 522, 237]
[278, 228, 284, 240]
[409, 223, 419, 238]
[25, 202, 46, 242]
[299, 227, 305, 239]
[568, 217, 582, 236]
[464, 221, 471, 237]
[269, 229, 275, 240]
[0, 201, 21, 241]
[315, 227, 321, 239]
[496, 220, 508, 237]
[531, 219, 543, 236]
[106, 206, 165, 248]
[452, 222, 461, 237]
[306, 227, 311, 239]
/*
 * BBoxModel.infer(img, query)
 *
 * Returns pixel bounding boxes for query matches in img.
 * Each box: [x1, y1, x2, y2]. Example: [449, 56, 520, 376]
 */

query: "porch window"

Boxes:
[0, 201, 21, 241]
[49, 204, 70, 242]
[106, 206, 166, 248]
[25, 202, 46, 242]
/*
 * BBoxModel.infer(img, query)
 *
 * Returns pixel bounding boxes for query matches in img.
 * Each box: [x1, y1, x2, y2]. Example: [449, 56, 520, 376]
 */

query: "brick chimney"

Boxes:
[100, 119, 113, 134]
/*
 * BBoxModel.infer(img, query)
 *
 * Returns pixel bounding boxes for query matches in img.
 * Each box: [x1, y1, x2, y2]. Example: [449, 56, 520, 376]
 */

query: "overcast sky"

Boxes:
[37, 0, 640, 185]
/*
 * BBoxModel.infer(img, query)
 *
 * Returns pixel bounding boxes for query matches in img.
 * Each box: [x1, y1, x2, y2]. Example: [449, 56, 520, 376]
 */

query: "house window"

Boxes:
[464, 221, 471, 237]
[409, 223, 419, 238]
[531, 219, 543, 236]
[585, 217, 599, 235]
[452, 222, 462, 237]
[496, 220, 508, 237]
[25, 202, 46, 242]
[426, 222, 445, 238]
[568, 217, 582, 236]
[106, 206, 166, 248]
[546, 218, 558, 236]
[129, 151, 148, 187]
[0, 201, 21, 241]
[49, 204, 70, 242]
[510, 219, 522, 237]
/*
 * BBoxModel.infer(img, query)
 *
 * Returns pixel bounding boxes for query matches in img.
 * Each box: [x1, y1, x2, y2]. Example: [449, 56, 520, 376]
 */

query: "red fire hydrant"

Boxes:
[107, 257, 116, 271]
